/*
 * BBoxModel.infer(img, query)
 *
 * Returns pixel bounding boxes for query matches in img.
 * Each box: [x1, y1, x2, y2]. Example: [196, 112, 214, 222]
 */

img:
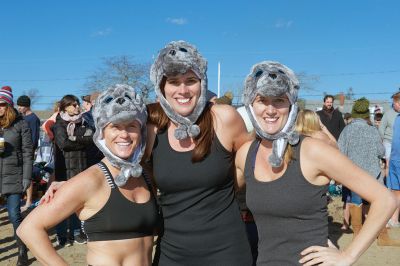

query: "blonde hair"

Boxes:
[295, 109, 321, 136]
[0, 105, 17, 128]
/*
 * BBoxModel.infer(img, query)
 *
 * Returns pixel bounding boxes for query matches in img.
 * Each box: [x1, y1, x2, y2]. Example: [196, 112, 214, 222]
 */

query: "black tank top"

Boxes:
[245, 137, 328, 265]
[82, 162, 160, 242]
[152, 129, 252, 266]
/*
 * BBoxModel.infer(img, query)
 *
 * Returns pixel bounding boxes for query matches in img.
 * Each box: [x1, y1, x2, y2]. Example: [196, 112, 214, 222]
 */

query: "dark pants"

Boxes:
[6, 193, 23, 236]
[56, 213, 81, 240]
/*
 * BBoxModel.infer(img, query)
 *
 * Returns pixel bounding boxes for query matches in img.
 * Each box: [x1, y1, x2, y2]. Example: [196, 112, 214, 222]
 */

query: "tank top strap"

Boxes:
[142, 169, 157, 199]
[244, 139, 261, 180]
[291, 135, 306, 162]
[97, 161, 117, 188]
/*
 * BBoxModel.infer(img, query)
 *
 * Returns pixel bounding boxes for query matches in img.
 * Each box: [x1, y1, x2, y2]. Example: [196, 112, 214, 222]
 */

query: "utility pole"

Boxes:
[217, 62, 221, 97]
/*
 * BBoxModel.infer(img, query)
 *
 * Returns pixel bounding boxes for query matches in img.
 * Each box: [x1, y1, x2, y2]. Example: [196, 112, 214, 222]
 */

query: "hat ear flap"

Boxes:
[288, 131, 300, 145]
[268, 151, 283, 168]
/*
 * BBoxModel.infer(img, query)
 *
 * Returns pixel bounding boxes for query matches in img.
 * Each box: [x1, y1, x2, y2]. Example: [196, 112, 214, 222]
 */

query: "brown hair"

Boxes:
[58, 94, 80, 112]
[0, 105, 17, 128]
[392, 92, 400, 102]
[147, 102, 215, 162]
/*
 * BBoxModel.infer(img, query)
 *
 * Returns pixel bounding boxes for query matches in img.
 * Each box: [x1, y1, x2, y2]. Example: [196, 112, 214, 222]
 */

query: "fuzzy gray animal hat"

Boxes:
[150, 40, 207, 140]
[92, 84, 147, 187]
[243, 61, 300, 167]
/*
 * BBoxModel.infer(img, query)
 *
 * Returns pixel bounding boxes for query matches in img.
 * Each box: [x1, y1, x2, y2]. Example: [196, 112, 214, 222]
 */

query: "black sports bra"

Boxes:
[82, 162, 160, 241]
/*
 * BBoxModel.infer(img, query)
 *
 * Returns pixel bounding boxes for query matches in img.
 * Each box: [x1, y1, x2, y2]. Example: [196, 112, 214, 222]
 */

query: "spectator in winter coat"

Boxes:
[317, 95, 346, 140]
[17, 95, 41, 211]
[81, 92, 103, 167]
[52, 94, 94, 246]
[0, 86, 33, 265]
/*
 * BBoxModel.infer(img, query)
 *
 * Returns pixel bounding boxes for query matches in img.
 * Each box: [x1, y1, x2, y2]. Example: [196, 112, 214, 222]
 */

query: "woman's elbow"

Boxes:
[379, 190, 398, 215]
[16, 221, 29, 242]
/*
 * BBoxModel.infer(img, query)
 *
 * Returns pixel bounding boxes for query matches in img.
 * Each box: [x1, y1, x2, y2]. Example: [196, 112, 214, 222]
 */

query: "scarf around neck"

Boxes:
[60, 111, 83, 137]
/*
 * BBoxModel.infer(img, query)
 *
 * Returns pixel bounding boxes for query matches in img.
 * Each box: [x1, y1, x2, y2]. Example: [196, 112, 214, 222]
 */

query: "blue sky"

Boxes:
[1, 0, 399, 109]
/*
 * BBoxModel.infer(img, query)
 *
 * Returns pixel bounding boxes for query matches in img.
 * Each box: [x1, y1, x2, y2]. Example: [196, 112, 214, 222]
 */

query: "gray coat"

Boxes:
[338, 118, 384, 178]
[0, 112, 33, 194]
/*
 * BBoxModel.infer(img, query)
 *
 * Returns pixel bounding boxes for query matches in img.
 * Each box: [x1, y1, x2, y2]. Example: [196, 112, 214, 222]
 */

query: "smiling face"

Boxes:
[162, 70, 201, 117]
[103, 120, 141, 160]
[252, 94, 291, 135]
[323, 96, 334, 110]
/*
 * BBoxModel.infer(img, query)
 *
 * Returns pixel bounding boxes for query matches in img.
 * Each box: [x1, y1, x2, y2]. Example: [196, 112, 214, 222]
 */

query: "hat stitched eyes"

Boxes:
[125, 93, 132, 101]
[179, 47, 188, 52]
[255, 70, 263, 78]
[104, 96, 113, 104]
[169, 49, 176, 56]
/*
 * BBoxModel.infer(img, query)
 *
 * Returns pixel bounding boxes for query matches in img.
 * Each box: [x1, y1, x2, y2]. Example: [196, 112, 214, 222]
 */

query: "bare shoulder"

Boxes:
[311, 131, 330, 143]
[211, 104, 241, 125]
[301, 137, 332, 156]
[66, 164, 105, 193]
[301, 137, 342, 166]
[212, 104, 252, 151]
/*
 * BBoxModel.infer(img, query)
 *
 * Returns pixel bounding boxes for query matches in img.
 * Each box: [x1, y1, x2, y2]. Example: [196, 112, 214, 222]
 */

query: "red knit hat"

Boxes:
[0, 86, 14, 106]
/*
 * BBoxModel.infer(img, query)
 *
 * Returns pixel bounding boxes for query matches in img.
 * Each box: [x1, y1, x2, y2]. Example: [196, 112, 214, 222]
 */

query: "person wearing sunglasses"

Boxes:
[51, 94, 95, 247]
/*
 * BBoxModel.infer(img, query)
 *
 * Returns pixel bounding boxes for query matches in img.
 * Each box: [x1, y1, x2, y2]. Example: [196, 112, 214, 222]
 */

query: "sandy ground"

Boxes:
[1, 196, 400, 265]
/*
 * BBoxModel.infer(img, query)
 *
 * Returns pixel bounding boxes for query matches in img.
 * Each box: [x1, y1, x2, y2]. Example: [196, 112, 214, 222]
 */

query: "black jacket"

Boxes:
[53, 114, 94, 181]
[0, 111, 33, 194]
[82, 109, 103, 167]
[316, 108, 346, 140]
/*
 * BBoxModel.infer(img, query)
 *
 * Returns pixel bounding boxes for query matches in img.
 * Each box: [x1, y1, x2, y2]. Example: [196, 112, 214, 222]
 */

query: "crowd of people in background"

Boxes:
[0, 40, 399, 265]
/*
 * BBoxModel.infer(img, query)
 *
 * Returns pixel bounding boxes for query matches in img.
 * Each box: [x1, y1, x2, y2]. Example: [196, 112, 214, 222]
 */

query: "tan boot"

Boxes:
[349, 204, 363, 239]
[377, 227, 400, 246]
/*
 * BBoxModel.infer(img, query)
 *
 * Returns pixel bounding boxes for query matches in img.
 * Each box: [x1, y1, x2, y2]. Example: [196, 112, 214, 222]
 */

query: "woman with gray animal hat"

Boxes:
[145, 40, 253, 265]
[17, 84, 160, 266]
[235, 61, 397, 265]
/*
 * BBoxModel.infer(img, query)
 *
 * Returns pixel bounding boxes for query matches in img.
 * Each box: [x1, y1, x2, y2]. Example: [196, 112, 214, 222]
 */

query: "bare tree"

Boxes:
[85, 56, 153, 102]
[21, 88, 40, 105]
[296, 71, 320, 92]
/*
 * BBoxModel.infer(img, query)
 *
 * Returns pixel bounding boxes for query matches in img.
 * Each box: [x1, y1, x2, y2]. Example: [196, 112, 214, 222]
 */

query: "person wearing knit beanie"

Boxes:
[0, 86, 14, 106]
[17, 95, 31, 107]
[351, 97, 370, 119]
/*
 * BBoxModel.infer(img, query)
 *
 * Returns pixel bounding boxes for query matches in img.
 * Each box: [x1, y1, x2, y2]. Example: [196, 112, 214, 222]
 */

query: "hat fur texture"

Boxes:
[351, 97, 370, 119]
[150, 40, 207, 140]
[243, 61, 300, 167]
[92, 84, 147, 187]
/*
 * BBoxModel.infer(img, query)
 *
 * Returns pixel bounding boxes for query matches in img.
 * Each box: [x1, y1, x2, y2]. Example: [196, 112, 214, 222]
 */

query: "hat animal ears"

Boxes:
[150, 40, 208, 140]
